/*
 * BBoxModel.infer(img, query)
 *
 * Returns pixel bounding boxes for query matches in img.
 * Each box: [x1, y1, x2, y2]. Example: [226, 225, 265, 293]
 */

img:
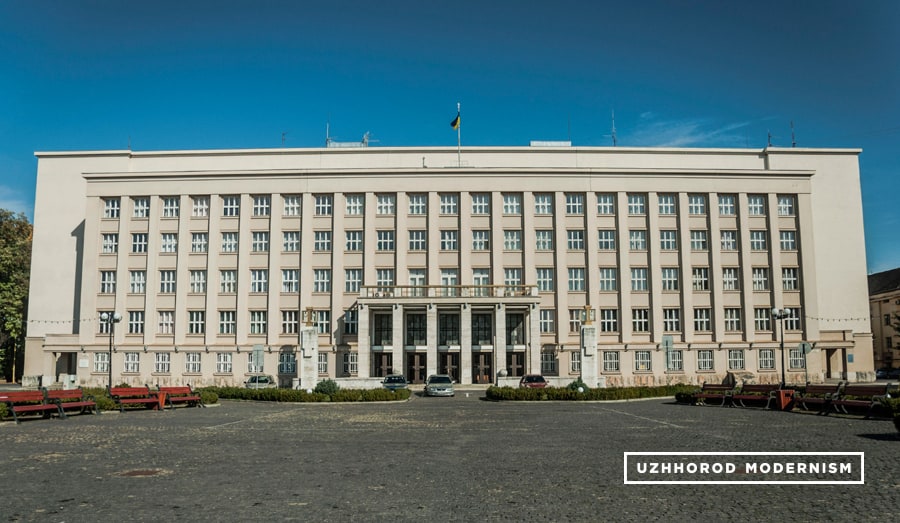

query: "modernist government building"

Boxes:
[24, 144, 875, 389]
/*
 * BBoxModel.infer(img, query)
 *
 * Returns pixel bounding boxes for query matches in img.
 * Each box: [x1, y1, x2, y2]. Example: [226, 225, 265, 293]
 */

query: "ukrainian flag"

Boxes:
[450, 112, 460, 130]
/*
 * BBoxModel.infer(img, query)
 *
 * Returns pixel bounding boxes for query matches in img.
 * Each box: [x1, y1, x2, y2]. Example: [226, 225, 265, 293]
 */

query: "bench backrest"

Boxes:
[701, 384, 734, 391]
[109, 386, 151, 398]
[739, 384, 779, 393]
[44, 388, 86, 401]
[159, 386, 194, 395]
[840, 384, 888, 397]
[804, 385, 840, 395]
[0, 390, 46, 404]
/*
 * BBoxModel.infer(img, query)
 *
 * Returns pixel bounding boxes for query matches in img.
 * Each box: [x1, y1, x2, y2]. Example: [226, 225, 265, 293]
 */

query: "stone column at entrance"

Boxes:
[528, 307, 541, 375]
[580, 325, 598, 387]
[392, 305, 404, 375]
[460, 304, 472, 384]
[494, 306, 507, 382]
[426, 304, 438, 376]
[298, 326, 319, 389]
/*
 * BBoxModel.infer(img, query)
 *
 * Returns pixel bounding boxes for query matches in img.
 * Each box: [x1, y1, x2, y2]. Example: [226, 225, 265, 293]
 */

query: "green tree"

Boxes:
[0, 210, 31, 382]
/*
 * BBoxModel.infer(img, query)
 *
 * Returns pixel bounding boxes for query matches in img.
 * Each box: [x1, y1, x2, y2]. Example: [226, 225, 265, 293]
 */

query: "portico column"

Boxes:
[494, 305, 507, 382]
[426, 304, 438, 376]
[460, 304, 472, 384]
[392, 304, 404, 375]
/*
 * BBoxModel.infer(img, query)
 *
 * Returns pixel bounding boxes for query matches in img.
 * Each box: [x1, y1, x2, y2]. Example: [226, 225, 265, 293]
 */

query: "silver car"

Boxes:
[424, 374, 455, 397]
[244, 374, 277, 389]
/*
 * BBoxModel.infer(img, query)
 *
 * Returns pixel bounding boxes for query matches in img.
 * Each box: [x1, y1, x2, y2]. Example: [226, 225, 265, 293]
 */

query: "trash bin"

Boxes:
[776, 389, 795, 411]
[157, 391, 167, 410]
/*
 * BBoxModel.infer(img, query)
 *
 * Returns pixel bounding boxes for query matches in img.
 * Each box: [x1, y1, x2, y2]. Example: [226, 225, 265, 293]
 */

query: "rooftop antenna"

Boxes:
[790, 121, 797, 148]
[281, 132, 288, 147]
[767, 130, 773, 147]
[610, 110, 617, 147]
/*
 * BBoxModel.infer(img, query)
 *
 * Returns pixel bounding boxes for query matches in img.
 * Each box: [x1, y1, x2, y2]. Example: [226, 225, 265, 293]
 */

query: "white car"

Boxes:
[244, 374, 277, 389]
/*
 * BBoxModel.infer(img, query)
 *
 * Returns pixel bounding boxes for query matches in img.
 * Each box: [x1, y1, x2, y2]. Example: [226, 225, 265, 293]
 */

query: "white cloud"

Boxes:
[626, 116, 755, 148]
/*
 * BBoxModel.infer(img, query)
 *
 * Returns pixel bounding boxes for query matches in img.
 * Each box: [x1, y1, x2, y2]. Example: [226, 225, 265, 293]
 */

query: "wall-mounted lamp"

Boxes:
[174, 346, 178, 353]
[236, 346, 241, 353]
[462, 303, 468, 310]
[204, 346, 209, 353]
[143, 345, 148, 353]
[80, 346, 85, 353]
[496, 303, 503, 310]
[267, 346, 272, 353]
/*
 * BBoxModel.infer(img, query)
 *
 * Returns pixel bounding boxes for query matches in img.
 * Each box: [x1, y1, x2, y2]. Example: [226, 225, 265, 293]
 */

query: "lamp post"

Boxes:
[100, 312, 122, 388]
[771, 308, 792, 388]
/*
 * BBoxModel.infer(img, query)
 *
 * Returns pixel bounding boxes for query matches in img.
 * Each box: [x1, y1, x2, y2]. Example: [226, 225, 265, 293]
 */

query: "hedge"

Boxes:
[486, 384, 698, 401]
[203, 386, 410, 403]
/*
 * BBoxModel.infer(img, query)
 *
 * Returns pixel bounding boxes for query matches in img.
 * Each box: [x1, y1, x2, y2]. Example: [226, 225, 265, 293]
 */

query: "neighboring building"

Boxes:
[869, 267, 900, 370]
[24, 145, 875, 389]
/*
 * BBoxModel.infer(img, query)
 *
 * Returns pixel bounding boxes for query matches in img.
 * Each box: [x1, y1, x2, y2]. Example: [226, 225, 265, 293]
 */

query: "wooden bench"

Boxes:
[828, 384, 890, 418]
[794, 383, 842, 414]
[108, 386, 161, 412]
[692, 383, 735, 406]
[44, 387, 97, 419]
[0, 390, 61, 424]
[158, 386, 203, 409]
[731, 384, 781, 409]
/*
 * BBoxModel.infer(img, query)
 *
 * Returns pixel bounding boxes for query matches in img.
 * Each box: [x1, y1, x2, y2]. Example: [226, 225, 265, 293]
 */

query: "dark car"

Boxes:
[382, 374, 409, 391]
[876, 368, 900, 380]
[519, 374, 548, 388]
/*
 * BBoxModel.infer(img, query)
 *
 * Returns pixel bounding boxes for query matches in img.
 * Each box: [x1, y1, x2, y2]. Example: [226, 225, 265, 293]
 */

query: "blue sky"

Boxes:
[1, 1, 898, 273]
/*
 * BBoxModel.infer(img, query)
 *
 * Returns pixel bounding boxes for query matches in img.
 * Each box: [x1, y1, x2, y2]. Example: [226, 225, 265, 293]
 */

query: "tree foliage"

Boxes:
[0, 209, 31, 381]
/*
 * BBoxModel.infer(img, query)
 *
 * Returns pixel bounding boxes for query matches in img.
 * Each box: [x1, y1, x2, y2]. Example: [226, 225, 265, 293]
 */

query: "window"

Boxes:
[318, 353, 328, 374]
[100, 271, 116, 293]
[251, 231, 269, 252]
[600, 309, 618, 332]
[663, 308, 681, 332]
[540, 352, 557, 374]
[282, 310, 299, 335]
[314, 231, 332, 251]
[598, 268, 617, 291]
[220, 270, 237, 293]
[568, 309, 583, 333]
[410, 269, 428, 295]
[216, 352, 233, 374]
[343, 310, 358, 335]
[784, 308, 801, 331]
[694, 308, 711, 332]
[440, 269, 458, 295]
[315, 310, 331, 334]
[471, 193, 490, 214]
[534, 193, 553, 214]
[191, 232, 208, 253]
[688, 194, 706, 215]
[603, 351, 620, 372]
[185, 352, 201, 374]
[440, 230, 458, 251]
[502, 193, 521, 214]
[222, 195, 240, 217]
[535, 230, 553, 250]
[503, 230, 522, 250]
[158, 311, 174, 335]
[598, 230, 616, 250]
[777, 195, 795, 216]
[692, 267, 709, 291]
[250, 269, 269, 293]
[536, 268, 555, 292]
[597, 193, 615, 215]
[131, 233, 147, 253]
[345, 268, 362, 293]
[160, 233, 178, 253]
[279, 351, 297, 373]
[376, 268, 395, 288]
[629, 230, 647, 250]
[571, 351, 581, 373]
[565, 193, 584, 214]
[567, 230, 585, 250]
[188, 310, 205, 335]
[697, 350, 714, 371]
[632, 309, 649, 333]
[189, 270, 206, 293]
[129, 270, 146, 293]
[440, 193, 458, 214]
[631, 267, 648, 291]
[283, 231, 300, 252]
[376, 230, 395, 251]
[406, 313, 426, 345]
[722, 267, 739, 291]
[780, 230, 797, 251]
[660, 230, 678, 250]
[720, 230, 737, 251]
[408, 193, 427, 215]
[191, 196, 209, 217]
[93, 352, 109, 373]
[471, 230, 489, 251]
[539, 309, 555, 333]
[252, 195, 271, 216]
[313, 269, 331, 292]
[314, 194, 333, 216]
[345, 194, 364, 215]
[133, 197, 150, 218]
[282, 269, 299, 293]
[102, 233, 119, 254]
[752, 267, 769, 291]
[283, 195, 301, 216]
[782, 267, 800, 290]
[627, 194, 646, 214]
[439, 314, 460, 345]
[409, 230, 427, 251]
[103, 198, 120, 218]
[754, 308, 771, 331]
[154, 352, 171, 374]
[750, 231, 767, 250]
[218, 311, 236, 334]
[747, 195, 766, 216]
[634, 351, 651, 371]
[343, 352, 358, 375]
[690, 230, 708, 251]
[724, 308, 742, 331]
[221, 232, 238, 252]
[249, 310, 267, 334]
[718, 194, 736, 215]
[728, 349, 745, 370]
[376, 194, 395, 215]
[568, 267, 585, 292]
[162, 196, 179, 218]
[128, 311, 144, 334]
[124, 352, 140, 373]
[759, 349, 775, 370]
[657, 194, 676, 215]
[159, 270, 176, 293]
[661, 267, 679, 291]
[667, 350, 684, 372]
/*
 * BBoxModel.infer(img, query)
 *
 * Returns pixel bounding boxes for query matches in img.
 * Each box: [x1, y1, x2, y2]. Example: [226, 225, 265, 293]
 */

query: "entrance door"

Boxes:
[406, 353, 427, 383]
[472, 353, 493, 384]
[439, 353, 460, 382]
[373, 353, 393, 377]
[507, 353, 525, 377]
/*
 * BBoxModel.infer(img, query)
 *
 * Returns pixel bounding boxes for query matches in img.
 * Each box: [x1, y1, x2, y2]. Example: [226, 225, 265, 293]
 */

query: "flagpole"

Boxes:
[456, 102, 461, 167]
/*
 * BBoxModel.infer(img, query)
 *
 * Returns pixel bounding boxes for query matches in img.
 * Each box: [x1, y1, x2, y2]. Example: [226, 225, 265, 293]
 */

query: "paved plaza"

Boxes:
[1, 391, 898, 522]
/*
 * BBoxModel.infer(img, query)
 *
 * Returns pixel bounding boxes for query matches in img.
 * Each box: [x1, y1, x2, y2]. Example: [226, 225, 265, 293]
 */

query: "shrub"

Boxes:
[314, 379, 340, 395]
[486, 384, 697, 402]
[200, 384, 408, 403]
[567, 378, 590, 392]
[198, 389, 218, 405]
[0, 402, 7, 420]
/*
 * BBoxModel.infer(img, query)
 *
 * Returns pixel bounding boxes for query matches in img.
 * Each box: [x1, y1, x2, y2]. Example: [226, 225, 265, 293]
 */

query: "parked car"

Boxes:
[244, 374, 277, 389]
[424, 374, 455, 397]
[382, 374, 409, 391]
[876, 368, 891, 379]
[519, 374, 548, 388]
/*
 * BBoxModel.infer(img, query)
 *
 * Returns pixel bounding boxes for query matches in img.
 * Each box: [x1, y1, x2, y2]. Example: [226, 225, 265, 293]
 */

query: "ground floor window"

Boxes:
[603, 351, 620, 372]
[279, 352, 296, 374]
[124, 352, 140, 373]
[373, 314, 392, 345]
[634, 350, 651, 371]
[666, 350, 683, 371]
[216, 352, 233, 374]
[439, 314, 460, 345]
[472, 313, 493, 344]
[570, 351, 581, 373]
[728, 349, 745, 370]
[789, 348, 805, 369]
[697, 350, 714, 371]
[343, 352, 358, 376]
[185, 352, 201, 374]
[93, 352, 109, 373]
[317, 353, 328, 375]
[406, 314, 426, 345]
[539, 352, 556, 375]
[154, 352, 170, 374]
[758, 349, 775, 370]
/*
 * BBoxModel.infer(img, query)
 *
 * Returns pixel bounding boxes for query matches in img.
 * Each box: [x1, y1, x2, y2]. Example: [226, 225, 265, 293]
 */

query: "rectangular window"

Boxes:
[567, 230, 585, 250]
[598, 268, 617, 292]
[782, 267, 800, 291]
[345, 268, 362, 293]
[631, 267, 648, 291]
[314, 194, 333, 216]
[471, 269, 488, 296]
[722, 267, 739, 291]
[279, 351, 297, 374]
[188, 310, 205, 335]
[568, 309, 583, 333]
[189, 270, 206, 293]
[567, 267, 585, 292]
[282, 310, 299, 335]
[698, 350, 714, 371]
[220, 270, 237, 293]
[634, 350, 651, 371]
[409, 230, 427, 251]
[191, 196, 209, 217]
[597, 193, 615, 215]
[688, 194, 706, 215]
[754, 308, 771, 331]
[718, 194, 736, 215]
[376, 230, 395, 251]
[249, 310, 267, 335]
[534, 193, 553, 215]
[627, 194, 646, 215]
[283, 195, 301, 216]
[191, 232, 208, 253]
[133, 197, 150, 218]
[752, 267, 769, 291]
[162, 196, 180, 218]
[313, 269, 331, 293]
[536, 268, 555, 292]
[720, 230, 737, 251]
[314, 231, 332, 251]
[100, 271, 116, 293]
[102, 233, 119, 254]
[759, 349, 775, 370]
[343, 352, 358, 375]
[750, 230, 767, 250]
[471, 193, 490, 214]
[221, 232, 238, 252]
[315, 310, 331, 334]
[124, 352, 140, 373]
[343, 310, 358, 335]
[571, 351, 582, 373]
[283, 231, 300, 252]
[129, 270, 146, 294]
[251, 231, 269, 252]
[565, 193, 584, 214]
[282, 269, 299, 293]
[600, 309, 618, 332]
[663, 308, 681, 332]
[503, 230, 522, 250]
[318, 353, 328, 374]
[502, 193, 521, 214]
[540, 352, 557, 374]
[93, 352, 109, 373]
[131, 233, 147, 253]
[345, 194, 364, 215]
[598, 230, 616, 250]
[667, 350, 684, 372]
[661, 267, 679, 291]
[539, 309, 555, 333]
[632, 308, 649, 333]
[440, 230, 458, 251]
[471, 230, 489, 251]
[408, 193, 427, 215]
[784, 308, 801, 331]
[252, 195, 271, 216]
[158, 311, 174, 335]
[216, 352, 233, 374]
[692, 267, 709, 291]
[160, 233, 178, 253]
[724, 308, 742, 331]
[222, 195, 240, 217]
[728, 349, 745, 370]
[780, 230, 797, 251]
[128, 311, 144, 334]
[777, 195, 796, 216]
[159, 270, 176, 293]
[376, 268, 395, 288]
[218, 311, 236, 334]
[535, 230, 553, 250]
[603, 351, 620, 372]
[250, 269, 268, 293]
[659, 230, 678, 250]
[410, 269, 428, 295]
[154, 352, 171, 374]
[376, 194, 395, 215]
[694, 308, 711, 332]
[440, 269, 458, 296]
[629, 230, 647, 250]
[747, 195, 766, 216]
[103, 198, 120, 218]
[440, 193, 458, 214]
[789, 348, 806, 370]
[658, 194, 676, 215]
[690, 230, 708, 251]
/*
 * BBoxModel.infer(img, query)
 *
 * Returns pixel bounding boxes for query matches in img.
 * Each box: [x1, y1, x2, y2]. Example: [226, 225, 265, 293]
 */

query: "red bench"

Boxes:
[1, 390, 61, 423]
[731, 384, 781, 409]
[692, 383, 735, 406]
[828, 384, 890, 418]
[158, 386, 203, 409]
[108, 386, 162, 412]
[794, 383, 842, 414]
[45, 388, 97, 419]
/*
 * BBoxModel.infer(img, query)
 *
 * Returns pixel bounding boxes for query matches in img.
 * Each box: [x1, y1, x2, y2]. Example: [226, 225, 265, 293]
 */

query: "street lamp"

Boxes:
[100, 312, 122, 388]
[772, 308, 792, 388]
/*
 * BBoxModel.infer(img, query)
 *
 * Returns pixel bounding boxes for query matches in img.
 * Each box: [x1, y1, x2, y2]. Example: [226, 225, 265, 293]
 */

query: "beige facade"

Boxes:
[869, 268, 900, 369]
[24, 145, 875, 389]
